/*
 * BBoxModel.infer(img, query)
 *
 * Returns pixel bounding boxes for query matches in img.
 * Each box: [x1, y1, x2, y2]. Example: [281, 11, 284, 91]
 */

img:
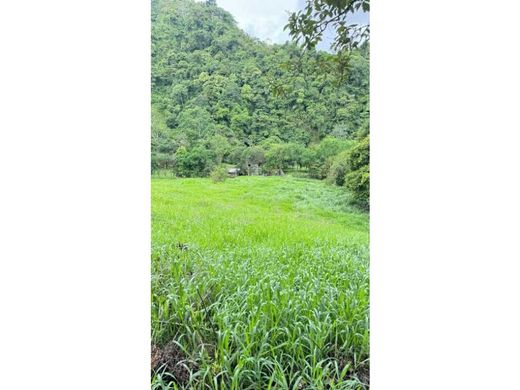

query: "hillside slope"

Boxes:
[151, 0, 369, 164]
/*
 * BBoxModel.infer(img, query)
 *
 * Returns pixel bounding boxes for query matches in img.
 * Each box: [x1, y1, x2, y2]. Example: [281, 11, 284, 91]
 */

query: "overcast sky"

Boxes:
[196, 0, 369, 50]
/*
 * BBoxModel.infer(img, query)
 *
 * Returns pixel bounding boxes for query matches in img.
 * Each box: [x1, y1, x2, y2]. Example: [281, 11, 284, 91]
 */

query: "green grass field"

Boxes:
[151, 176, 369, 389]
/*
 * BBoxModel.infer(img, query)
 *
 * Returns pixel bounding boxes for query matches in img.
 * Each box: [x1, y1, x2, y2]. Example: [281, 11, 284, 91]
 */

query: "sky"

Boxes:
[196, 0, 369, 51]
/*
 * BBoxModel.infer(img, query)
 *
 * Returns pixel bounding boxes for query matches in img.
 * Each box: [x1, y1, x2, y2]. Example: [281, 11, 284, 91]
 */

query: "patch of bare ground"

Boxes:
[355, 361, 370, 388]
[151, 342, 191, 385]
[337, 356, 369, 388]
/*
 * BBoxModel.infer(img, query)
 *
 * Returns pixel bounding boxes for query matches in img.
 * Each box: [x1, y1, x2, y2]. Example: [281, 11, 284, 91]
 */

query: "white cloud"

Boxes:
[215, 0, 300, 44]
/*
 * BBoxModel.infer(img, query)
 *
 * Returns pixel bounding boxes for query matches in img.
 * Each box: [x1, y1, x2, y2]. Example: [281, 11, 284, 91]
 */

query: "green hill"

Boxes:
[151, 0, 369, 198]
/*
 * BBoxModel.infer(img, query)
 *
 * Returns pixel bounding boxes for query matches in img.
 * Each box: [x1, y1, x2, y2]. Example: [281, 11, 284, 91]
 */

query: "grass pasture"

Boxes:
[151, 176, 369, 389]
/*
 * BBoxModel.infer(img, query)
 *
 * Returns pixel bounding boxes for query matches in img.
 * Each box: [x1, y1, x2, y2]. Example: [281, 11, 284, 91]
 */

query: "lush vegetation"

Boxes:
[151, 0, 369, 209]
[152, 177, 369, 389]
[151, 1, 370, 387]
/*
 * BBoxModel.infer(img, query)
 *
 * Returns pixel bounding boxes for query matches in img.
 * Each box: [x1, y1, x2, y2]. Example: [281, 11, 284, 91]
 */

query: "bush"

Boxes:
[345, 165, 369, 210]
[343, 135, 369, 210]
[326, 150, 350, 186]
[174, 146, 214, 177]
[307, 137, 353, 179]
[210, 165, 228, 182]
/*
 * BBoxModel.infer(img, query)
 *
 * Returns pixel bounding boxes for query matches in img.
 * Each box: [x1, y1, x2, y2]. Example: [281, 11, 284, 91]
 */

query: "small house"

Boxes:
[227, 167, 240, 177]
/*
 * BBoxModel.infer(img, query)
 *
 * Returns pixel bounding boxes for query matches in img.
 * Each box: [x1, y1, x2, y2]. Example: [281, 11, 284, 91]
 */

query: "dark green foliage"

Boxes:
[173, 146, 214, 177]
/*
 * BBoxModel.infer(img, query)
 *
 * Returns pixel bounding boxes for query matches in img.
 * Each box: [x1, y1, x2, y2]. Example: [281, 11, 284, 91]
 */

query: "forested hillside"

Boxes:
[151, 0, 369, 208]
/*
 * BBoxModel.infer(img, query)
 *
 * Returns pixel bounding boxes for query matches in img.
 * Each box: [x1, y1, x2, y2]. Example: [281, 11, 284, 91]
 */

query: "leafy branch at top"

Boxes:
[285, 0, 370, 53]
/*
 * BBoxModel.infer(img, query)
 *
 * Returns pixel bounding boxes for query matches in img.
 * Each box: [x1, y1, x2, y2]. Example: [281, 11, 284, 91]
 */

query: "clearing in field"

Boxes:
[151, 176, 369, 389]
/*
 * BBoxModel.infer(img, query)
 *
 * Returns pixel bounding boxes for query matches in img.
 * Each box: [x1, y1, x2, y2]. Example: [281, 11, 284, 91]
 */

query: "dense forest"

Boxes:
[151, 0, 369, 209]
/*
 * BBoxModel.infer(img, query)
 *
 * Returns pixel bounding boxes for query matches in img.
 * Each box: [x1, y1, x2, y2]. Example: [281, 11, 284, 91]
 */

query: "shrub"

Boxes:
[210, 165, 228, 182]
[174, 146, 214, 177]
[307, 137, 353, 179]
[326, 150, 350, 186]
[343, 135, 369, 210]
[345, 165, 369, 210]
